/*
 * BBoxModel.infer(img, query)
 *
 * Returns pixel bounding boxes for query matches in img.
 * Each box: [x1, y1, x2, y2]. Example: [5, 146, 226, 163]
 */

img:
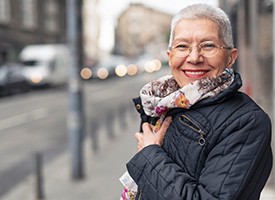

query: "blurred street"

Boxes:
[0, 67, 274, 200]
[0, 91, 138, 200]
[0, 1, 274, 199]
[0, 67, 170, 199]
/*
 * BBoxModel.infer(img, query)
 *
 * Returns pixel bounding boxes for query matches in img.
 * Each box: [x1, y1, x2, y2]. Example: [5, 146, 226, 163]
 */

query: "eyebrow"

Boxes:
[173, 37, 220, 44]
[173, 38, 189, 43]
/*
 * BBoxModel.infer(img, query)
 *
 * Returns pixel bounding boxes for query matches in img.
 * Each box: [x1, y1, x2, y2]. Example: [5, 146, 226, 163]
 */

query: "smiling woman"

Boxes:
[122, 3, 272, 200]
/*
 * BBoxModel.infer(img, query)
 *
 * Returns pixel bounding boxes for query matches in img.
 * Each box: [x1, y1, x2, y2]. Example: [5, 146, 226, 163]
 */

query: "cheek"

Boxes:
[169, 57, 186, 86]
[215, 61, 228, 72]
[169, 58, 182, 77]
[208, 57, 228, 74]
[169, 56, 184, 70]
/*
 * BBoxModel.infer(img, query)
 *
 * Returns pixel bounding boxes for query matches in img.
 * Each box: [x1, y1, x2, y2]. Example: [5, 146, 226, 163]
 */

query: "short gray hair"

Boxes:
[168, 4, 234, 49]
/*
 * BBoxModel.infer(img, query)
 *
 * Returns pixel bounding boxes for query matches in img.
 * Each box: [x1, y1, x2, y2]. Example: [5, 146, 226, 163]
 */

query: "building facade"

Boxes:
[220, 0, 274, 184]
[220, 0, 273, 115]
[0, 0, 66, 64]
[114, 3, 172, 59]
[82, 0, 100, 66]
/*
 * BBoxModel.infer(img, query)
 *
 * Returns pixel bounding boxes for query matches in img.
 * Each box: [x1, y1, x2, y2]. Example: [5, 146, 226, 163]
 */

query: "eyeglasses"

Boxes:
[169, 41, 232, 58]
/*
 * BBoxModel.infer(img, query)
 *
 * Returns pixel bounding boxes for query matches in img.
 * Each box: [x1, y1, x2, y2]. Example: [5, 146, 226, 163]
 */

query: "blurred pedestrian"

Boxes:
[120, 3, 272, 200]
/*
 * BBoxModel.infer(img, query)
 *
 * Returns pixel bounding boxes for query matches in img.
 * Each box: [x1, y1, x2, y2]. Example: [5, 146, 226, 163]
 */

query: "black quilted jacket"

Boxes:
[127, 73, 272, 200]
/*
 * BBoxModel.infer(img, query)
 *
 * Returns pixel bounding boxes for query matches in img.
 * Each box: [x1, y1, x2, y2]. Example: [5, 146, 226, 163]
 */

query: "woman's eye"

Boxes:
[175, 44, 189, 49]
[201, 43, 216, 49]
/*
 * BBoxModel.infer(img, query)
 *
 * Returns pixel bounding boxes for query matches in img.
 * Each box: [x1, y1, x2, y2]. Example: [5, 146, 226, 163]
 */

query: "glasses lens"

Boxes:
[174, 49, 189, 57]
[171, 42, 222, 58]
[199, 42, 219, 57]
[171, 44, 190, 57]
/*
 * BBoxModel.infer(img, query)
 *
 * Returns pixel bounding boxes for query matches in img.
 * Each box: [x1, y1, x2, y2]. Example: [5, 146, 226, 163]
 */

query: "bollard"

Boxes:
[129, 102, 136, 120]
[106, 110, 115, 139]
[90, 119, 99, 152]
[35, 152, 44, 200]
[118, 104, 127, 129]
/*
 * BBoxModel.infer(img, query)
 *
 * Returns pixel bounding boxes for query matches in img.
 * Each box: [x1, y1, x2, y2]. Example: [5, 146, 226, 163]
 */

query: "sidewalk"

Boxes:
[1, 106, 138, 200]
[1, 107, 275, 200]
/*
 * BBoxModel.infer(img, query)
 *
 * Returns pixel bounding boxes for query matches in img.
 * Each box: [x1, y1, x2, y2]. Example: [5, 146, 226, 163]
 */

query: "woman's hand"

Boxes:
[135, 117, 172, 151]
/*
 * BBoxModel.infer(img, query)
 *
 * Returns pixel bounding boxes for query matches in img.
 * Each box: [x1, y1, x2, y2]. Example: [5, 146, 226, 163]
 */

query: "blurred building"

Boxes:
[220, 0, 274, 184]
[0, 0, 66, 65]
[220, 0, 273, 115]
[114, 3, 172, 59]
[82, 0, 100, 66]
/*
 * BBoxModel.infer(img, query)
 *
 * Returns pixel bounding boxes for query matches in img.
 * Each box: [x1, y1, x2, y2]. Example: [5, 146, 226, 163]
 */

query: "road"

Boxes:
[0, 68, 169, 198]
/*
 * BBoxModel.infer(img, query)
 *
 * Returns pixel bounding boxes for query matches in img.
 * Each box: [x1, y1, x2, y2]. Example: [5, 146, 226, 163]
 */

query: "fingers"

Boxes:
[134, 132, 144, 151]
[142, 117, 172, 135]
[158, 117, 172, 134]
[135, 117, 173, 151]
[142, 123, 153, 135]
[134, 132, 142, 140]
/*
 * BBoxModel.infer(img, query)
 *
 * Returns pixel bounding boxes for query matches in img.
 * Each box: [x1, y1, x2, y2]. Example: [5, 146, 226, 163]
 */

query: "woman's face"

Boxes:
[167, 19, 238, 87]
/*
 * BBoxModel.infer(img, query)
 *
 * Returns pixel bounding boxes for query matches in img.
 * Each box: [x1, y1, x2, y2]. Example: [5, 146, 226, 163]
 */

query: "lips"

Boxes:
[183, 70, 209, 78]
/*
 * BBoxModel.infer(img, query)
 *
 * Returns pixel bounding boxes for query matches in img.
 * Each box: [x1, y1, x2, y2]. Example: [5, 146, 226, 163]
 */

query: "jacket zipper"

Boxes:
[179, 114, 206, 146]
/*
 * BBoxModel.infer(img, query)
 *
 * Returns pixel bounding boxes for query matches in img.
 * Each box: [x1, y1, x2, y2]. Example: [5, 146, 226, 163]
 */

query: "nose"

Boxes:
[186, 46, 202, 64]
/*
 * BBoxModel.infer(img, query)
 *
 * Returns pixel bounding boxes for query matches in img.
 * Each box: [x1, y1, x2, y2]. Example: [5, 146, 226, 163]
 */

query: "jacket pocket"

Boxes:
[179, 114, 207, 146]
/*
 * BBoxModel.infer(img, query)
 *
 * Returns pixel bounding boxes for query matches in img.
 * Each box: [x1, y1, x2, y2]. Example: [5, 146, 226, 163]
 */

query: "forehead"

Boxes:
[173, 19, 221, 42]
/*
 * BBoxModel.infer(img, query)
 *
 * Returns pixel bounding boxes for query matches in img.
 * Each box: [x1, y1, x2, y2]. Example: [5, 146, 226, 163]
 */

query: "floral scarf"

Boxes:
[140, 68, 234, 131]
[120, 68, 234, 200]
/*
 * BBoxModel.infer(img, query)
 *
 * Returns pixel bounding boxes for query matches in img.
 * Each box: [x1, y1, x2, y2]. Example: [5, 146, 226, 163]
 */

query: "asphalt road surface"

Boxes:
[0, 67, 169, 198]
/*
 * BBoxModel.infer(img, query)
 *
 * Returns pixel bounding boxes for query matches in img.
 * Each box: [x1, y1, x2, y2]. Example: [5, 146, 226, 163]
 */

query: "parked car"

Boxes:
[19, 44, 70, 87]
[0, 63, 30, 96]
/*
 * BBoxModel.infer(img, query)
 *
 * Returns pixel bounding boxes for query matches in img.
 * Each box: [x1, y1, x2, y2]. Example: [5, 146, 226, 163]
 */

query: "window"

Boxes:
[0, 0, 10, 24]
[22, 0, 37, 29]
[44, 0, 59, 33]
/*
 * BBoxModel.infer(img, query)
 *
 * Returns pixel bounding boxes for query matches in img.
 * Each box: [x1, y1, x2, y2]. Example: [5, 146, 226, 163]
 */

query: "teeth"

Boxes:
[185, 71, 205, 75]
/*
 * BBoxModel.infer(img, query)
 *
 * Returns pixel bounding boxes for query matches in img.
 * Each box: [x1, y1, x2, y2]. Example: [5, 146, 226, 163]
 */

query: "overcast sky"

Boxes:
[97, 0, 219, 52]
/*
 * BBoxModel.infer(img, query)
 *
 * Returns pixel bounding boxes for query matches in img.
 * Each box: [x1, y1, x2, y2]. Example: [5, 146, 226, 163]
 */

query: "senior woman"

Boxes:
[122, 3, 272, 200]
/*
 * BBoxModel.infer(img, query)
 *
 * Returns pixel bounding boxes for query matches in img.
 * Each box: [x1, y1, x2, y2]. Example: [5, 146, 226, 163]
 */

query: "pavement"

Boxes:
[1, 103, 275, 200]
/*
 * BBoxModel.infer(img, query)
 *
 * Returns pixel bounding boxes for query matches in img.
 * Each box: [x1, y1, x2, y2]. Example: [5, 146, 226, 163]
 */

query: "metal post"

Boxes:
[35, 153, 44, 200]
[66, 0, 85, 180]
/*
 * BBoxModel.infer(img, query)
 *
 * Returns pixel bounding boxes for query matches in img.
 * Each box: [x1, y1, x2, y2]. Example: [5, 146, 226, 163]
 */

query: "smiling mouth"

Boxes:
[183, 70, 209, 78]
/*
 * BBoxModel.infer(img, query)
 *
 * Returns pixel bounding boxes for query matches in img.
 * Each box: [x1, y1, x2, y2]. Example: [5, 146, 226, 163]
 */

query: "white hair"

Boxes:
[168, 4, 234, 49]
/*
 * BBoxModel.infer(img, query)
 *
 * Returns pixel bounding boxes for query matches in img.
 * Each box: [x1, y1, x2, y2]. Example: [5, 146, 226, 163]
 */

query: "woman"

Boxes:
[123, 3, 272, 200]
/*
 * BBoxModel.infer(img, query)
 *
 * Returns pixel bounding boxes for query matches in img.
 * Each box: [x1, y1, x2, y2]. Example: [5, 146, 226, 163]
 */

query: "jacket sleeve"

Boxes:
[126, 110, 272, 200]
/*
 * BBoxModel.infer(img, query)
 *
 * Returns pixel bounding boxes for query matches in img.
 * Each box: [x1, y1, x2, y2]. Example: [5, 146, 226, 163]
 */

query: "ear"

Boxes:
[227, 48, 238, 68]
[167, 50, 172, 67]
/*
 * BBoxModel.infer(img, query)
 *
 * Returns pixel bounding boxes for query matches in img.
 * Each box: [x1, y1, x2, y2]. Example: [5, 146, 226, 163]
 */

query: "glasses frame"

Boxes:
[169, 42, 233, 58]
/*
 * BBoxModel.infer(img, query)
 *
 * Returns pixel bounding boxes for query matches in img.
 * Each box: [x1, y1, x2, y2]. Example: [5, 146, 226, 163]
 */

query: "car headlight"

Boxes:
[30, 73, 43, 84]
